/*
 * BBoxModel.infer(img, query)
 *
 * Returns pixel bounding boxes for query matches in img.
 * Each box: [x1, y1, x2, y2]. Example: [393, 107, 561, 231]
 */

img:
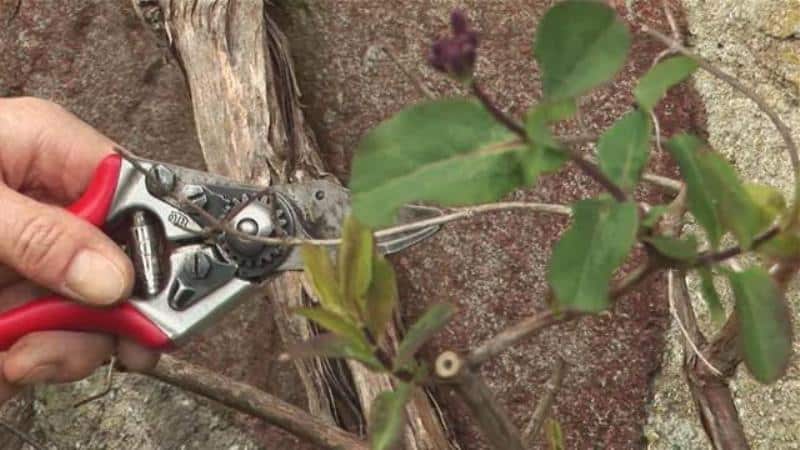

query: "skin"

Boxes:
[0, 97, 159, 404]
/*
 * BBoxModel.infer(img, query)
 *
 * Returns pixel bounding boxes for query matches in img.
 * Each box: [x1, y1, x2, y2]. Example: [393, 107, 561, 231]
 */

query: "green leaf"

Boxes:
[634, 56, 698, 111]
[339, 216, 374, 317]
[287, 334, 385, 372]
[644, 235, 698, 262]
[548, 199, 639, 313]
[729, 268, 793, 384]
[546, 418, 565, 450]
[350, 99, 527, 227]
[597, 109, 652, 192]
[368, 382, 412, 450]
[534, 0, 631, 100]
[365, 254, 399, 341]
[642, 205, 669, 228]
[294, 307, 365, 345]
[745, 183, 786, 231]
[518, 101, 574, 184]
[394, 303, 456, 369]
[301, 244, 346, 317]
[666, 134, 761, 249]
[697, 268, 725, 325]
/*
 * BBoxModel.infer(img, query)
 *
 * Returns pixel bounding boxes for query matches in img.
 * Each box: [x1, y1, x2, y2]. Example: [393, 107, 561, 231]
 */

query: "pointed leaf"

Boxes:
[394, 303, 455, 369]
[294, 307, 365, 344]
[745, 183, 786, 231]
[548, 199, 639, 313]
[534, 0, 631, 100]
[301, 244, 346, 317]
[350, 99, 527, 227]
[597, 109, 652, 192]
[729, 268, 793, 384]
[365, 254, 399, 340]
[697, 268, 725, 325]
[339, 216, 374, 317]
[519, 101, 574, 184]
[287, 333, 385, 372]
[667, 134, 761, 248]
[546, 418, 565, 450]
[643, 235, 698, 262]
[634, 56, 698, 111]
[368, 382, 412, 450]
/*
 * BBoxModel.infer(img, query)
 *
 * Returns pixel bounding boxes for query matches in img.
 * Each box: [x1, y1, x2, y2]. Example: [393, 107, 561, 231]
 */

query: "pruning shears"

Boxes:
[0, 154, 440, 350]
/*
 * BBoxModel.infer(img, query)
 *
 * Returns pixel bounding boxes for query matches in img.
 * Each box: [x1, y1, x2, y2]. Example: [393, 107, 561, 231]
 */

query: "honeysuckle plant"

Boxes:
[289, 2, 798, 449]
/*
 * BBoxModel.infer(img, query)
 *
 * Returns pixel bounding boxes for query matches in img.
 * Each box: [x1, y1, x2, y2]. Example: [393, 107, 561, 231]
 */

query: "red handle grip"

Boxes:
[0, 154, 171, 351]
[0, 298, 171, 350]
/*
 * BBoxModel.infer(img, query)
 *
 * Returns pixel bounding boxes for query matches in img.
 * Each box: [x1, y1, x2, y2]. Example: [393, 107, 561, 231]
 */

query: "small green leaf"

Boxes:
[729, 268, 793, 384]
[339, 216, 374, 317]
[365, 254, 399, 341]
[350, 99, 527, 227]
[666, 134, 761, 248]
[368, 382, 412, 450]
[546, 418, 565, 450]
[294, 307, 365, 344]
[642, 205, 669, 228]
[525, 100, 577, 148]
[394, 303, 456, 369]
[301, 244, 345, 317]
[597, 110, 652, 192]
[534, 0, 631, 100]
[644, 235, 698, 262]
[548, 199, 639, 313]
[697, 268, 725, 325]
[745, 183, 786, 231]
[634, 56, 698, 110]
[287, 334, 385, 372]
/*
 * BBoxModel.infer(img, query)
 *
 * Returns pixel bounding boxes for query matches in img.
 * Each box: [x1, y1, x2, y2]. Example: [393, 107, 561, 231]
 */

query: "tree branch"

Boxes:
[642, 25, 800, 224]
[148, 355, 368, 450]
[522, 358, 566, 446]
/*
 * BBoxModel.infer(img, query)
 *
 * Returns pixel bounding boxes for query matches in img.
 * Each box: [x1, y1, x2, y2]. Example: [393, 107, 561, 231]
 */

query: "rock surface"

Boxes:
[0, 0, 728, 448]
[645, 1, 800, 448]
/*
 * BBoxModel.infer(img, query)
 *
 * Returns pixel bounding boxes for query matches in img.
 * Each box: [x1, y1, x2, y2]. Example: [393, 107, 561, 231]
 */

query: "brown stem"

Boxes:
[642, 25, 800, 225]
[522, 358, 567, 446]
[692, 226, 781, 267]
[148, 355, 368, 450]
[470, 81, 527, 138]
[451, 367, 525, 450]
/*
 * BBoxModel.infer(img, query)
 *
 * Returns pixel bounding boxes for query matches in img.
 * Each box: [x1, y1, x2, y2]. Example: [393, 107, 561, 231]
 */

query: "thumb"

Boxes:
[0, 184, 134, 305]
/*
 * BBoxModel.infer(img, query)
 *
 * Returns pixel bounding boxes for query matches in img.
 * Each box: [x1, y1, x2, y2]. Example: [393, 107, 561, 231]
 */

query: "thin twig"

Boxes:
[692, 225, 781, 267]
[468, 260, 656, 367]
[0, 419, 44, 450]
[522, 358, 567, 446]
[668, 270, 722, 376]
[148, 355, 368, 450]
[73, 356, 116, 408]
[642, 25, 800, 223]
[471, 81, 527, 138]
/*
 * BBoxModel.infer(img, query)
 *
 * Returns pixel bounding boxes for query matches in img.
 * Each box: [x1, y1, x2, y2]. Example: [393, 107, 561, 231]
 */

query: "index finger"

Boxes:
[0, 97, 117, 204]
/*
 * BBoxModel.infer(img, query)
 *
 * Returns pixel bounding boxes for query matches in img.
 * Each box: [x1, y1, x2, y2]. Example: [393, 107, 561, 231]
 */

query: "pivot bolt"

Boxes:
[183, 252, 212, 280]
[146, 164, 176, 197]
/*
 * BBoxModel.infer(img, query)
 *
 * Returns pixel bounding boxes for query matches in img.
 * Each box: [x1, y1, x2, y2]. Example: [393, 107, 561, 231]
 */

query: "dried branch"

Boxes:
[522, 358, 566, 446]
[435, 352, 524, 450]
[641, 25, 800, 223]
[148, 355, 368, 450]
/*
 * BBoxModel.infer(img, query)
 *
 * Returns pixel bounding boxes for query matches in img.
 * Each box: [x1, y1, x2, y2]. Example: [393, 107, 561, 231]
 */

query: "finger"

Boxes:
[116, 338, 160, 372]
[3, 331, 114, 385]
[0, 185, 133, 305]
[0, 354, 21, 404]
[0, 97, 116, 203]
[0, 280, 49, 310]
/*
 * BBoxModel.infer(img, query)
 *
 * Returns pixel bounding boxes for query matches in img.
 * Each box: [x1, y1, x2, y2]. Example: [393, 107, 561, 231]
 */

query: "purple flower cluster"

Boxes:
[428, 10, 478, 80]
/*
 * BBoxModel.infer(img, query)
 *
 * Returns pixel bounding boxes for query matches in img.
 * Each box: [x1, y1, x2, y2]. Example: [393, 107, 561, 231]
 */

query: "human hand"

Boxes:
[0, 97, 160, 403]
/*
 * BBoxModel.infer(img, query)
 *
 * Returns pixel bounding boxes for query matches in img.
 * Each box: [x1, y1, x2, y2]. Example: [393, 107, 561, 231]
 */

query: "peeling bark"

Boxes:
[149, 1, 450, 448]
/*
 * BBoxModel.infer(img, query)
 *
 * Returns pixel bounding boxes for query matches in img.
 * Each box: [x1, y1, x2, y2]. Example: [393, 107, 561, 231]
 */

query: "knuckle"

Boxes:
[12, 214, 67, 274]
